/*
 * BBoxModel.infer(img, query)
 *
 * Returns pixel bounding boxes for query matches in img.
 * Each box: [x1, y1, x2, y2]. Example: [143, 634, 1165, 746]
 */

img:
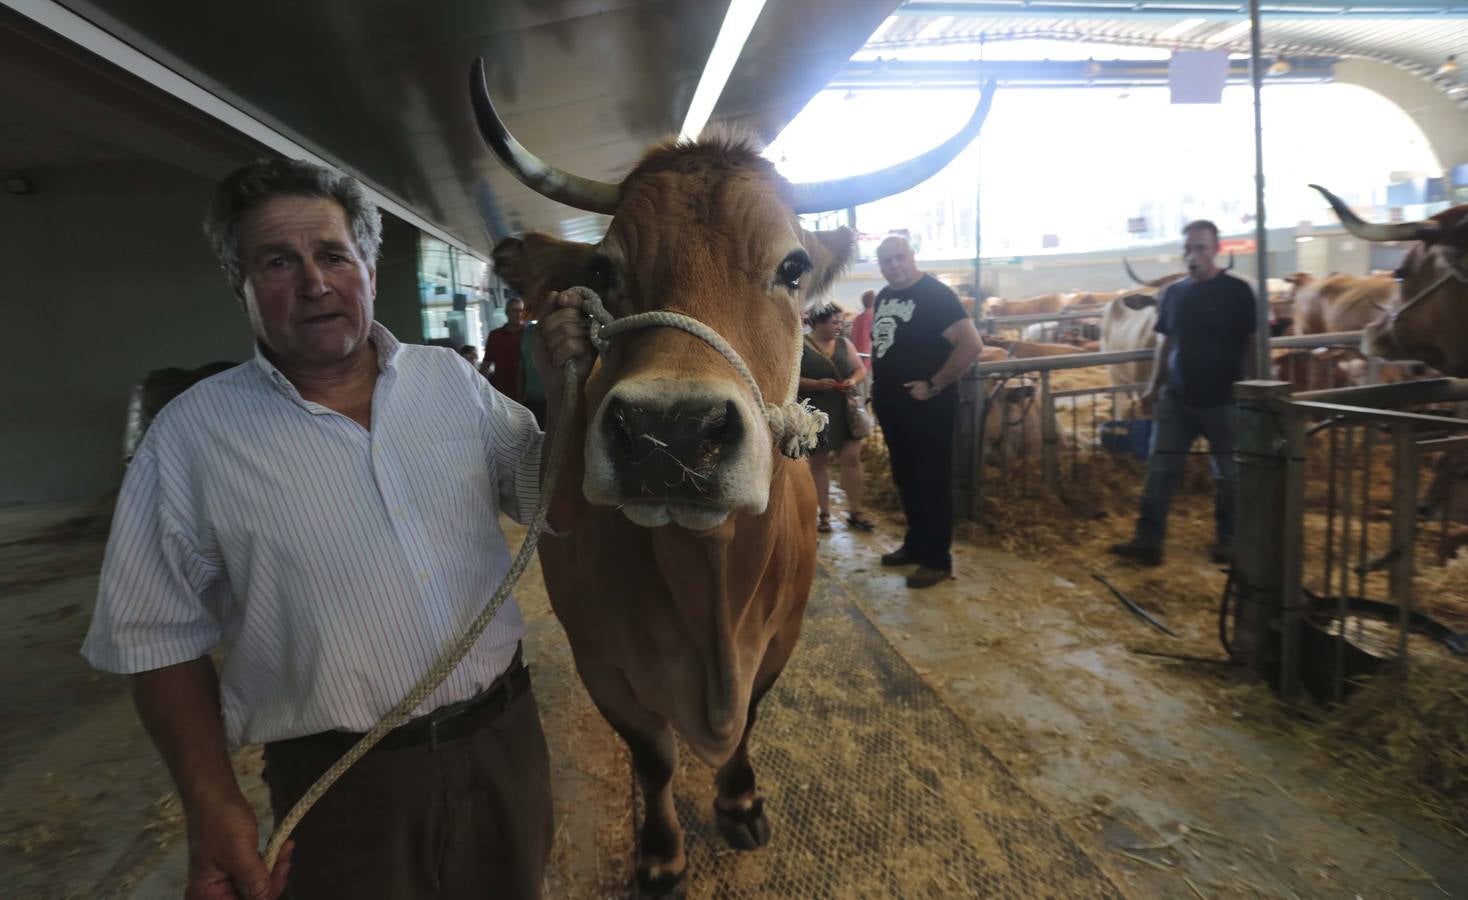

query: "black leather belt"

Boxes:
[282, 649, 530, 755]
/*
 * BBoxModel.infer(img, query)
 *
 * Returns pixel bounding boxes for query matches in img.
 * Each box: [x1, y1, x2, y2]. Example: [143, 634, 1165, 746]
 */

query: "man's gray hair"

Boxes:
[204, 158, 382, 295]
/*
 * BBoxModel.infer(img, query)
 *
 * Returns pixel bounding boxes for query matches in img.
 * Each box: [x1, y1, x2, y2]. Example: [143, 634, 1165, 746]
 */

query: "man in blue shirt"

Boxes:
[1111, 220, 1257, 566]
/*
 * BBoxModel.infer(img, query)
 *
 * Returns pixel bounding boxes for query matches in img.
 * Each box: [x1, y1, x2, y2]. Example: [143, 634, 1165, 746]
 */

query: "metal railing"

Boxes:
[1232, 378, 1468, 702]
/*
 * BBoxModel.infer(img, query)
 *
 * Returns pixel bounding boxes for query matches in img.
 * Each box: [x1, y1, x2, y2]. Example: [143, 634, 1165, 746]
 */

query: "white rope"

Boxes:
[577, 286, 827, 459]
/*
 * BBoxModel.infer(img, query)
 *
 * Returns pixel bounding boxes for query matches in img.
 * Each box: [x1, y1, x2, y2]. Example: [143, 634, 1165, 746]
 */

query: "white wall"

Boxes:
[0, 162, 427, 504]
[0, 163, 245, 503]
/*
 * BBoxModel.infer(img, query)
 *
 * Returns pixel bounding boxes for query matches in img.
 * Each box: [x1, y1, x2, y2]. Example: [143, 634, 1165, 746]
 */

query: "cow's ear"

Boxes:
[492, 233, 598, 319]
[492, 237, 531, 297]
[800, 226, 856, 298]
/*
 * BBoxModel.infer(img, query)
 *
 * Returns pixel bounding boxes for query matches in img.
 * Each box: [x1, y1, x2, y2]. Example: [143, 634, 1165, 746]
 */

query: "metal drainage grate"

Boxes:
[648, 569, 1122, 899]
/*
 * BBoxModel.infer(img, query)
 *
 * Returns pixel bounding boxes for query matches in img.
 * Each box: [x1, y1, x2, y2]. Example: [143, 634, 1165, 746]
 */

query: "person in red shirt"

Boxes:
[480, 297, 527, 402]
[851, 289, 875, 374]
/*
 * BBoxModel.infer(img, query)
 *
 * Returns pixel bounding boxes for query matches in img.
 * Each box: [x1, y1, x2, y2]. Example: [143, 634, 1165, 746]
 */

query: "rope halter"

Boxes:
[569, 286, 828, 459]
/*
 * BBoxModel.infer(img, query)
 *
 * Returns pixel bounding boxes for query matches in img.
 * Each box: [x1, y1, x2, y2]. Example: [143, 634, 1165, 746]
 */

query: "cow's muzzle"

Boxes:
[585, 379, 774, 530]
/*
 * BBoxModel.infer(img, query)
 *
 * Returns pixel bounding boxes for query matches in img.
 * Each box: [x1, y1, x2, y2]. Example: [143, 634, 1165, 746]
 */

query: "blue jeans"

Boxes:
[1134, 389, 1238, 549]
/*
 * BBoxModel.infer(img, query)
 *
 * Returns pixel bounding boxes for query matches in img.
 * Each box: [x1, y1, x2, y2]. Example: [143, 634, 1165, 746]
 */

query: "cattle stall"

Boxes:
[1229, 378, 1468, 703]
[961, 331, 1367, 518]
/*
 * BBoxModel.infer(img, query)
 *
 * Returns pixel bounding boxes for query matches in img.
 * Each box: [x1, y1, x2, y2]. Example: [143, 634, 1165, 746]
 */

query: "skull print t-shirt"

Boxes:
[870, 274, 967, 397]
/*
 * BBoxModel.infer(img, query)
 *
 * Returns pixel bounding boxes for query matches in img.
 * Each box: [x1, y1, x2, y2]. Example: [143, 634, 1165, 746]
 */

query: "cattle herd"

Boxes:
[978, 255, 1436, 393]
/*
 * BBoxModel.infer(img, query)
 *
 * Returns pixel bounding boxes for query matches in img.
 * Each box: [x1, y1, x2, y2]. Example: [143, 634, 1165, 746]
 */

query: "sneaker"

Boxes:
[880, 548, 914, 567]
[1109, 541, 1162, 566]
[1210, 543, 1234, 564]
[906, 566, 953, 589]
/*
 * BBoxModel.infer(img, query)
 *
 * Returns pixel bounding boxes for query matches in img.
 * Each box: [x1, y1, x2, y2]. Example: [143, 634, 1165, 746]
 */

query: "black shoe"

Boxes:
[880, 548, 914, 567]
[1210, 543, 1234, 565]
[906, 566, 953, 589]
[1109, 541, 1162, 566]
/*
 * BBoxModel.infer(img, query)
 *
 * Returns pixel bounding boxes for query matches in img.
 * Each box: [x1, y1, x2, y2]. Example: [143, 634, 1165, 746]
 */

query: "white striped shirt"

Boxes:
[82, 323, 542, 747]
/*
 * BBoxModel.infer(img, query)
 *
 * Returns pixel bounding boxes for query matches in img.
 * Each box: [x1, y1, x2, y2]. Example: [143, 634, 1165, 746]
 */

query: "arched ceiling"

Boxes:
[869, 5, 1468, 105]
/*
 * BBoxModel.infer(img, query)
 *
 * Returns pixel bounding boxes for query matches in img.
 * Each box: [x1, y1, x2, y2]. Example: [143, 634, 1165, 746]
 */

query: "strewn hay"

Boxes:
[1307, 658, 1468, 836]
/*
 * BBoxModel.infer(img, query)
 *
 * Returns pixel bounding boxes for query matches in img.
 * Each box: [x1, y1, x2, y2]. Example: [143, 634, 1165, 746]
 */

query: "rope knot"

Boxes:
[767, 400, 828, 459]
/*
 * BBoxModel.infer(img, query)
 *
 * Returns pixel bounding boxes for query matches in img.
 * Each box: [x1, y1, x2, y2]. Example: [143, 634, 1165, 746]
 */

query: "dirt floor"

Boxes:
[2, 489, 1466, 898]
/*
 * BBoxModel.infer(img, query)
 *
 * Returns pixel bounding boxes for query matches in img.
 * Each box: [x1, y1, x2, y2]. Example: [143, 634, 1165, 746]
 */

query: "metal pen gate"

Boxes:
[1232, 378, 1468, 701]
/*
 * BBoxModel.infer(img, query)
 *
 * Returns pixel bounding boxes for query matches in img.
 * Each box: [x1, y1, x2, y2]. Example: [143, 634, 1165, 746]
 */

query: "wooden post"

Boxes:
[1233, 380, 1304, 694]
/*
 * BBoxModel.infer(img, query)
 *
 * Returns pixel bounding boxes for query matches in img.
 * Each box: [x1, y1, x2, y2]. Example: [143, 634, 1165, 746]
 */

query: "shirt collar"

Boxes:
[252, 321, 400, 398]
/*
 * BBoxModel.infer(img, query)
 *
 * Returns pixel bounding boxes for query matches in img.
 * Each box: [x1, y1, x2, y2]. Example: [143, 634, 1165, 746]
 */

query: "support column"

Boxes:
[1233, 380, 1305, 693]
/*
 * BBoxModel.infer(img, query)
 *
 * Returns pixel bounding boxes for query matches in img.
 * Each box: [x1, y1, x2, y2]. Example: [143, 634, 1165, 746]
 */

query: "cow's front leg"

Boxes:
[712, 701, 770, 850]
[597, 703, 686, 898]
[713, 615, 804, 851]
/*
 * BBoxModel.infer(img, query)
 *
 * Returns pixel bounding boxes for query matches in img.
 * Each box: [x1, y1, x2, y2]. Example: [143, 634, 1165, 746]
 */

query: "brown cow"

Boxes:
[1289, 272, 1397, 334]
[987, 292, 1066, 317]
[473, 62, 997, 896]
[1312, 185, 1468, 375]
[1003, 340, 1093, 359]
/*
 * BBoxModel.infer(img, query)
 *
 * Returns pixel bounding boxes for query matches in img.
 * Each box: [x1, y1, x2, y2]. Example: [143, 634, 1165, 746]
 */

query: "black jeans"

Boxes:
[873, 386, 958, 570]
[1134, 390, 1239, 549]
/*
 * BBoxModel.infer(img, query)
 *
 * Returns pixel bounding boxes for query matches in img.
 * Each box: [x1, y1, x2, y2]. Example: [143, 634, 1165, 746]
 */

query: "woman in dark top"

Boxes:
[797, 303, 874, 533]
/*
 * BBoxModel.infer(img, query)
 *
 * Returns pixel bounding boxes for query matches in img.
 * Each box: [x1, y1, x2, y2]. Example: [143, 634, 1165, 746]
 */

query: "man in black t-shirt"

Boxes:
[1111, 220, 1258, 566]
[870, 236, 985, 588]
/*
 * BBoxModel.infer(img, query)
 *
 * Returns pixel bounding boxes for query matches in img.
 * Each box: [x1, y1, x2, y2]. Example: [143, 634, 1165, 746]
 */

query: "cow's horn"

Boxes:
[1122, 258, 1166, 288]
[470, 59, 620, 214]
[1309, 184, 1439, 243]
[789, 79, 998, 215]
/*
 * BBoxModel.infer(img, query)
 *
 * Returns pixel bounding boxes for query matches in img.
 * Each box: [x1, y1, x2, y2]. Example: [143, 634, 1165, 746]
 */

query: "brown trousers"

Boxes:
[262, 684, 553, 899]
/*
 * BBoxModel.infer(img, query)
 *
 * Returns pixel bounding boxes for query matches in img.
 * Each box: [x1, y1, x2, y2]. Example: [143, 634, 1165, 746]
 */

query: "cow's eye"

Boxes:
[776, 252, 812, 291]
[585, 254, 617, 294]
[1392, 266, 1407, 283]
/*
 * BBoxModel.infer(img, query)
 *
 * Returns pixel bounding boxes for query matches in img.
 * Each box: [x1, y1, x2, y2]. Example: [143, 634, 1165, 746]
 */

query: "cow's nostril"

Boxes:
[606, 398, 638, 451]
[705, 400, 743, 446]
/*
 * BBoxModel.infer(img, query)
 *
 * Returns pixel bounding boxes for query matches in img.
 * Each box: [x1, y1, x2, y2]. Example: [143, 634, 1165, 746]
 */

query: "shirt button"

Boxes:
[394, 507, 403, 516]
[419, 571, 429, 581]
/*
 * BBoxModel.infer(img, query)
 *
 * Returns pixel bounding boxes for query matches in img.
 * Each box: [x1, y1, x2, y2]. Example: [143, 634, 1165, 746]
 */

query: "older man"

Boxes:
[82, 159, 594, 900]
[870, 236, 984, 588]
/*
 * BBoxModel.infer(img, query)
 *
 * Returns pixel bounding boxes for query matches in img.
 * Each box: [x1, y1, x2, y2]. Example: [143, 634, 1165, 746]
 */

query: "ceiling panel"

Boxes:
[59, 0, 728, 253]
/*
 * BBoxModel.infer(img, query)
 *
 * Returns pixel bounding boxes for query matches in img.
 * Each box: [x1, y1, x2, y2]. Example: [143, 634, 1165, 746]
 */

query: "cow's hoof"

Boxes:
[714, 796, 770, 850]
[633, 863, 687, 899]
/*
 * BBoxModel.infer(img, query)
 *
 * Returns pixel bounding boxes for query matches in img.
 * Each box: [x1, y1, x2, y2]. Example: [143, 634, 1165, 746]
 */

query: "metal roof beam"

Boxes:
[895, 1, 1468, 17]
[831, 56, 1336, 87]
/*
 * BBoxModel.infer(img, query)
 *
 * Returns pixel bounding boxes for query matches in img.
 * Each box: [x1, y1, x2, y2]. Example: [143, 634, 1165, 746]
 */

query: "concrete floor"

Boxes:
[2, 498, 1464, 899]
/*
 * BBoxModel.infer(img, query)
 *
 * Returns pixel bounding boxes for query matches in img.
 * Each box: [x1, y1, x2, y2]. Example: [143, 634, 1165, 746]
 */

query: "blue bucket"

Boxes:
[1099, 419, 1152, 460]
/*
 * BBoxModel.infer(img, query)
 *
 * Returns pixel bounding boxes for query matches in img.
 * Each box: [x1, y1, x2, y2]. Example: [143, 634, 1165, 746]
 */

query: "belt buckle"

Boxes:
[427, 704, 458, 753]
